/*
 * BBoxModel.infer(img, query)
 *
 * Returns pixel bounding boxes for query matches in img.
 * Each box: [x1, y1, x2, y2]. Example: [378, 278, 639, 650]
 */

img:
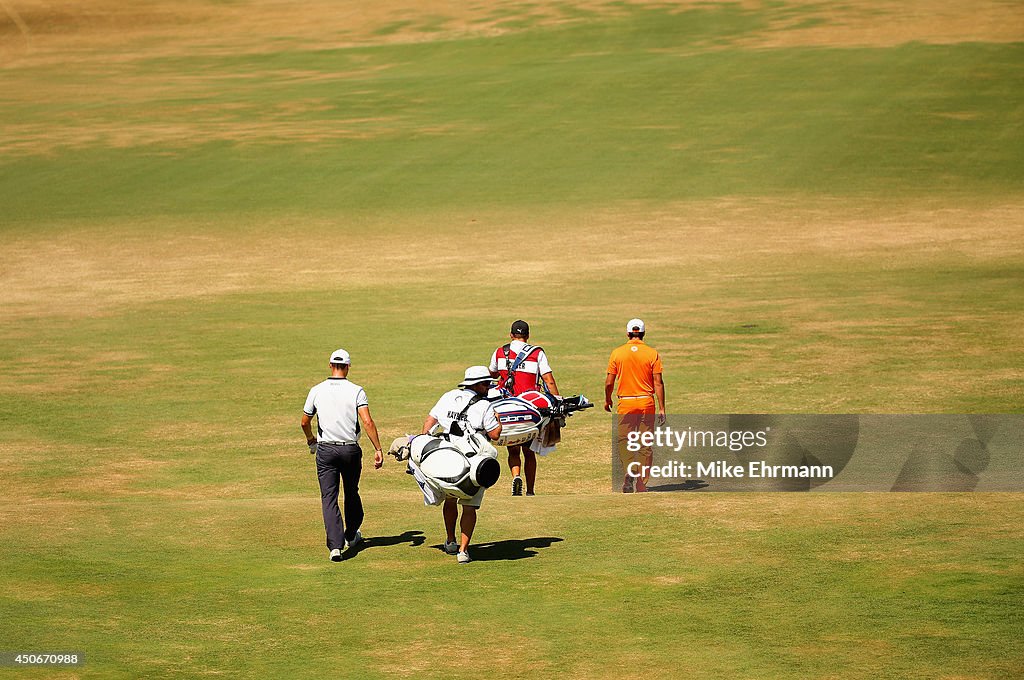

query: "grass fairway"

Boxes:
[1, 1, 1023, 678]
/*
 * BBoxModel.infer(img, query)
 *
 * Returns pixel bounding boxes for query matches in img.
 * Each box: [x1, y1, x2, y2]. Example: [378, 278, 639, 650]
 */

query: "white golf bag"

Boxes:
[391, 431, 502, 503]
[387, 391, 592, 503]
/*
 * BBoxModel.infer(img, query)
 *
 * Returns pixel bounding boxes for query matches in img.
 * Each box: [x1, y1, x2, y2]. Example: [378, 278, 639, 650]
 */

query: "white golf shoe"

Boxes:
[329, 548, 342, 562]
[512, 476, 524, 496]
[457, 550, 471, 564]
[346, 530, 363, 550]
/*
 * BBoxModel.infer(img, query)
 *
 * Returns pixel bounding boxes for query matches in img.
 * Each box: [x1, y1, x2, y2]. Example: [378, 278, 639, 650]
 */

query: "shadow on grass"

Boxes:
[461, 536, 564, 561]
[646, 480, 710, 492]
[341, 530, 425, 561]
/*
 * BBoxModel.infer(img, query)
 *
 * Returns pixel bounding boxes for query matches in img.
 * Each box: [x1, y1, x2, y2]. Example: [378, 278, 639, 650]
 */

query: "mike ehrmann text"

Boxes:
[626, 460, 835, 480]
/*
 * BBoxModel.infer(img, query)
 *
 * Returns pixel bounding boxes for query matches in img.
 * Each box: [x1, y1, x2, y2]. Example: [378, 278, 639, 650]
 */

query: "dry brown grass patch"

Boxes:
[3, 1, 1020, 155]
[744, 0, 1024, 50]
[4, 0, 1020, 69]
[3, 198, 1022, 322]
[368, 631, 551, 678]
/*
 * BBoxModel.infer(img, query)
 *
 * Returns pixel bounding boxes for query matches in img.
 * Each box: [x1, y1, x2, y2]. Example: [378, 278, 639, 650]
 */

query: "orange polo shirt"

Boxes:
[607, 338, 663, 397]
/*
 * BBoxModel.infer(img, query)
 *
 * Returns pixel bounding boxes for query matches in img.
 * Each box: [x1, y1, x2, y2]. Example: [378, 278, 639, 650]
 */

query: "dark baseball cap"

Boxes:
[510, 319, 530, 335]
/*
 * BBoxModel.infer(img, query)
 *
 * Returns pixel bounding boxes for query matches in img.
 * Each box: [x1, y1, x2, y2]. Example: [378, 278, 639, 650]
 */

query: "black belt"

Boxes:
[320, 440, 359, 446]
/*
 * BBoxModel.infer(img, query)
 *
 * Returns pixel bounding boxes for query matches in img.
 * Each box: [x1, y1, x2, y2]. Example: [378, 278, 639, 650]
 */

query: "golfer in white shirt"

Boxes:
[301, 348, 384, 562]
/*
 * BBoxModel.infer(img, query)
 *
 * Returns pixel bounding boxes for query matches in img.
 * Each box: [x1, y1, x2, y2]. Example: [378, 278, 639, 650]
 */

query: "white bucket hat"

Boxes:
[458, 365, 494, 387]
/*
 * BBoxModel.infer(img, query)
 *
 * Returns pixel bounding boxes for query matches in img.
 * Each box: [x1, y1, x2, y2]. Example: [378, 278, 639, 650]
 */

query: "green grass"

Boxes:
[1, 1, 1022, 677]
[2, 495, 1021, 678]
[1, 6, 1022, 220]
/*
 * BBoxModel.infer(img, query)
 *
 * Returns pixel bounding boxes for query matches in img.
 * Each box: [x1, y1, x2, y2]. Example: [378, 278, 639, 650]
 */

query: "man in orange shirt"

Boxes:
[605, 318, 666, 493]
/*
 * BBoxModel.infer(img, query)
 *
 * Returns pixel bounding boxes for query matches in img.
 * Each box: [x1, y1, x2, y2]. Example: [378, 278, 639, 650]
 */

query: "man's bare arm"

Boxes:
[654, 373, 666, 425]
[486, 423, 503, 441]
[541, 371, 560, 396]
[357, 406, 384, 469]
[422, 415, 439, 435]
[300, 413, 315, 441]
[301, 414, 318, 454]
[604, 373, 616, 412]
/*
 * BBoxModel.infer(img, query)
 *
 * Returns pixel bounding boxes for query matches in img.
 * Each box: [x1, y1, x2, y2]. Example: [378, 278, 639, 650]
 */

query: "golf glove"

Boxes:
[308, 439, 318, 455]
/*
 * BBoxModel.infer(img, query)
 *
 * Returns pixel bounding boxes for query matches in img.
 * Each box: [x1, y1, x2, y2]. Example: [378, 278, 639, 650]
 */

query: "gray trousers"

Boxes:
[315, 443, 363, 550]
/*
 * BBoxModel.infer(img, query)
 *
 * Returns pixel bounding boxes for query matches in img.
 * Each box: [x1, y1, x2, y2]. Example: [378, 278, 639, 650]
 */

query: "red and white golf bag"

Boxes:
[490, 390, 593, 450]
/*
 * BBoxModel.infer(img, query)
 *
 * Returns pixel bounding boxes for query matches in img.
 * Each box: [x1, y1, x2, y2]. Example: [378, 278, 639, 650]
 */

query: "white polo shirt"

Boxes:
[303, 378, 368, 443]
[429, 388, 499, 435]
[488, 340, 552, 376]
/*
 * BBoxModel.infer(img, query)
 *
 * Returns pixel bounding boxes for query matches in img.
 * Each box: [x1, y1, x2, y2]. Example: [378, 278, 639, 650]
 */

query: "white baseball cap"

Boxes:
[626, 318, 645, 333]
[458, 365, 494, 387]
[329, 348, 351, 365]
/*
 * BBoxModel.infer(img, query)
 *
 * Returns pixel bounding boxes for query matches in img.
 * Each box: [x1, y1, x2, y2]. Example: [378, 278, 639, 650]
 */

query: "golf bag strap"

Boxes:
[446, 392, 485, 437]
[457, 392, 484, 419]
[503, 344, 540, 392]
[500, 343, 513, 392]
